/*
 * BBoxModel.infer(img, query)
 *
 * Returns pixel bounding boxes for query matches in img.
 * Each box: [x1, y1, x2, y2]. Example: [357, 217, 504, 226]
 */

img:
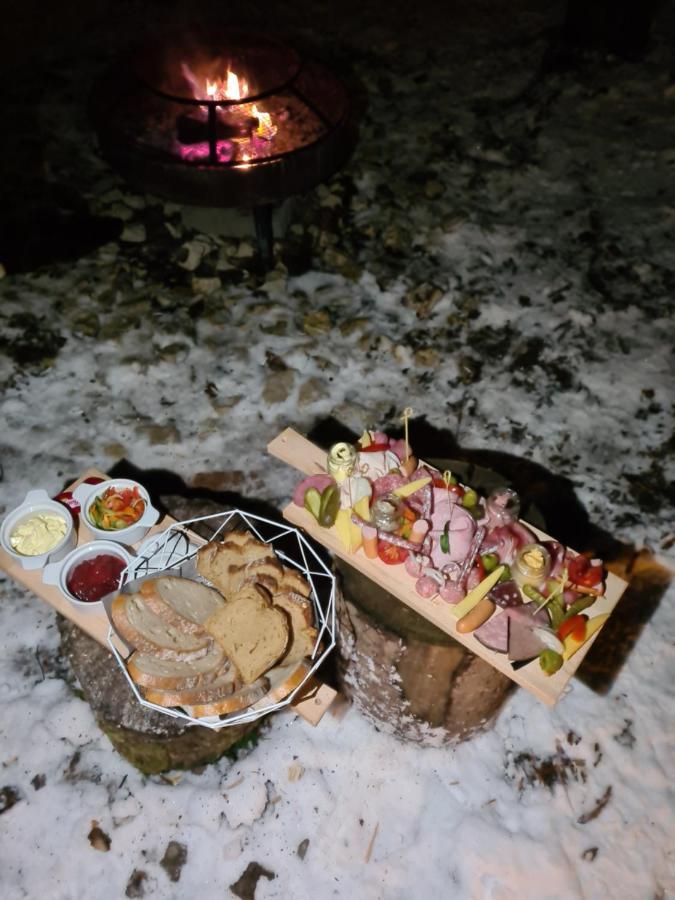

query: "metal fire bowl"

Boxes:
[90, 29, 358, 208]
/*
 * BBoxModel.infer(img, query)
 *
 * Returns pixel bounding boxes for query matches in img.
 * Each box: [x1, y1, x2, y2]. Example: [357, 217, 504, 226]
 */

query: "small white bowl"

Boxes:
[73, 478, 160, 546]
[0, 490, 76, 571]
[43, 540, 133, 611]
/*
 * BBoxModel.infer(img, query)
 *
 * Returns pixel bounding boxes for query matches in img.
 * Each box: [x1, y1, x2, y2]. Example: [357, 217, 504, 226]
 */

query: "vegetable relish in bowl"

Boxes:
[88, 485, 146, 531]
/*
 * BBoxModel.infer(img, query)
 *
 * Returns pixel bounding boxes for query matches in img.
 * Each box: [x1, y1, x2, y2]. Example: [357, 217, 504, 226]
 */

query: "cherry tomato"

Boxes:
[432, 479, 465, 499]
[568, 555, 603, 587]
[557, 614, 588, 642]
[377, 540, 409, 565]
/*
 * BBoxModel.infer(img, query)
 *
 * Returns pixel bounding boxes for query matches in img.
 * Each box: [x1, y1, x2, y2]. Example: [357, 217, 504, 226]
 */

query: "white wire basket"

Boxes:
[104, 509, 337, 730]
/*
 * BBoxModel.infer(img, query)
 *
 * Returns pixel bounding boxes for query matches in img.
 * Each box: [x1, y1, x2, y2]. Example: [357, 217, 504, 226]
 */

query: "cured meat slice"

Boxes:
[474, 612, 509, 653]
[371, 473, 407, 497]
[505, 601, 550, 661]
[489, 580, 522, 609]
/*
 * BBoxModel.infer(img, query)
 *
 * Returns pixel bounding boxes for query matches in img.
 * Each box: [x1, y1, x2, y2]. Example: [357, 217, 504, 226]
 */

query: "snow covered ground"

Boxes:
[1, 1, 673, 897]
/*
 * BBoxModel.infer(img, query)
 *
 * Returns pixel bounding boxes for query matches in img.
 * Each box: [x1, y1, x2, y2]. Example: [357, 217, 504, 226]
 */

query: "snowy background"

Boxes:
[1, 1, 674, 897]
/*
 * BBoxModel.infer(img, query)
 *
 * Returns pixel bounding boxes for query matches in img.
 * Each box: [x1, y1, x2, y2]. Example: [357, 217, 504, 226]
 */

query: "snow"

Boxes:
[1, 0, 674, 897]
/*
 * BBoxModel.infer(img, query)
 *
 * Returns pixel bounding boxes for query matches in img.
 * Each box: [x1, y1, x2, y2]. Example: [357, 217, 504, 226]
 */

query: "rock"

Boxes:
[414, 347, 439, 368]
[302, 310, 332, 336]
[298, 377, 326, 407]
[340, 317, 370, 336]
[139, 423, 182, 445]
[108, 202, 134, 222]
[237, 241, 255, 259]
[209, 394, 243, 414]
[191, 275, 221, 295]
[178, 238, 210, 271]
[229, 862, 275, 900]
[125, 870, 148, 898]
[70, 311, 100, 338]
[160, 841, 187, 882]
[155, 342, 191, 362]
[88, 821, 111, 851]
[262, 369, 295, 404]
[457, 355, 482, 384]
[121, 223, 146, 243]
[404, 283, 444, 318]
[322, 247, 362, 280]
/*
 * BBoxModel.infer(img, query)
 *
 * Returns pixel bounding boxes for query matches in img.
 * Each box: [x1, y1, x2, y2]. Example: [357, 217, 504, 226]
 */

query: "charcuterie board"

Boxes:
[268, 427, 629, 706]
[0, 468, 337, 726]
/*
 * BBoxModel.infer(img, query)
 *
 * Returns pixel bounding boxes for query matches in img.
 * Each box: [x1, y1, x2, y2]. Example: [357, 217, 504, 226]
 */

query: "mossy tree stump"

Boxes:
[334, 460, 541, 746]
[59, 618, 257, 774]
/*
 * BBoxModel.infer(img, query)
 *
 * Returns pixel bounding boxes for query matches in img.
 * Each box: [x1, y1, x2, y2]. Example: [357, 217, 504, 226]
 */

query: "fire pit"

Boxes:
[91, 26, 357, 265]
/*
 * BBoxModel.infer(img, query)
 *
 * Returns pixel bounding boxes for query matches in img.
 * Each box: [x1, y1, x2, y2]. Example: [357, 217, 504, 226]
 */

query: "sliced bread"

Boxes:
[142, 664, 243, 707]
[112, 594, 211, 661]
[274, 591, 318, 665]
[197, 532, 274, 597]
[127, 643, 227, 691]
[230, 557, 284, 594]
[140, 576, 226, 634]
[204, 583, 290, 684]
[182, 678, 271, 718]
[279, 566, 312, 598]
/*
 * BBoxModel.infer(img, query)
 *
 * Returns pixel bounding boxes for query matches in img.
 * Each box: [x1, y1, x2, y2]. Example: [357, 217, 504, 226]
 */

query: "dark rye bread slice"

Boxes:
[204, 583, 290, 685]
[111, 594, 211, 661]
[127, 644, 228, 691]
[274, 591, 318, 666]
[140, 576, 225, 634]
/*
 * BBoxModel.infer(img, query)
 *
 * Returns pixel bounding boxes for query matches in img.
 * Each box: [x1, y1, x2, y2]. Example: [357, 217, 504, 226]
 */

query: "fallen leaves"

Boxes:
[88, 820, 111, 851]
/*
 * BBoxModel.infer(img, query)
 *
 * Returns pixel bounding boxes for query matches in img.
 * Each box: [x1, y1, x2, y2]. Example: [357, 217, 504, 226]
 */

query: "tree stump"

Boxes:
[59, 618, 258, 774]
[334, 459, 543, 746]
[56, 491, 266, 775]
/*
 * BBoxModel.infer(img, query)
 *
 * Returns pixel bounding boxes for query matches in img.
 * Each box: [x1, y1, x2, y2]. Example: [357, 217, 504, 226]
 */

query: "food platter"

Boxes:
[106, 509, 337, 729]
[268, 427, 630, 707]
[0, 470, 337, 729]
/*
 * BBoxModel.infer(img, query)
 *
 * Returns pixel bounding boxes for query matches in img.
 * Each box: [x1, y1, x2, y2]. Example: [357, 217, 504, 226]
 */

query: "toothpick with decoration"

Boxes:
[399, 407, 417, 476]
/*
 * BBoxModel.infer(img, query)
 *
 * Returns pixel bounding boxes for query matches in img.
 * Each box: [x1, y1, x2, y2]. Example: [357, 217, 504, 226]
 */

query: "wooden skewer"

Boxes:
[400, 406, 413, 464]
[565, 581, 604, 597]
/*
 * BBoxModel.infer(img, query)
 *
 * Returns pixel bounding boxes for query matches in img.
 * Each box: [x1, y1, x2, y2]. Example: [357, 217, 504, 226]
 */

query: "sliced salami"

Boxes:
[474, 612, 509, 653]
[489, 580, 522, 609]
[371, 474, 407, 498]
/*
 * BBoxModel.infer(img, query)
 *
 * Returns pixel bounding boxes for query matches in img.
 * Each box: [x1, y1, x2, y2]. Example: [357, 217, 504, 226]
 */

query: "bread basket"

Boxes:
[105, 509, 336, 730]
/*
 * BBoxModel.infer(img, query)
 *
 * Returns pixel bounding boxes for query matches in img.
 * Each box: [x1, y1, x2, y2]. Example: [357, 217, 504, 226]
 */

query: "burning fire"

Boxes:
[205, 69, 249, 102]
[179, 62, 277, 163]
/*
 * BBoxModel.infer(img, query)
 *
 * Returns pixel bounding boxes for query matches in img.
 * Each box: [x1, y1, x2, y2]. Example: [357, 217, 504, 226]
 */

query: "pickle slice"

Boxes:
[303, 487, 322, 522]
[318, 484, 340, 528]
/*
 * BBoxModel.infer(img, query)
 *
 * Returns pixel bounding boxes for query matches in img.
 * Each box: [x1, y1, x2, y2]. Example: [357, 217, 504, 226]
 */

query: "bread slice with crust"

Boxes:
[279, 566, 312, 598]
[142, 665, 245, 708]
[112, 594, 211, 661]
[140, 576, 225, 634]
[230, 557, 283, 594]
[197, 533, 272, 597]
[204, 583, 290, 684]
[274, 591, 318, 665]
[183, 678, 271, 717]
[127, 644, 227, 691]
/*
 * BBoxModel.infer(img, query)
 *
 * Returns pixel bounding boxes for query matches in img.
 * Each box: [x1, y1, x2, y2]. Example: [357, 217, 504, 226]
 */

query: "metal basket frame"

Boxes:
[107, 509, 336, 730]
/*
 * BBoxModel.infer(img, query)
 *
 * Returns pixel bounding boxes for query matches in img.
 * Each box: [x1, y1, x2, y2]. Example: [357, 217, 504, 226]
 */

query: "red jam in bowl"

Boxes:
[66, 554, 126, 602]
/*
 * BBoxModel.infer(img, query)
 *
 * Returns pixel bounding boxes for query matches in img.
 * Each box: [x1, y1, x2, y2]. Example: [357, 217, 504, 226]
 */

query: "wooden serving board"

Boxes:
[0, 468, 335, 725]
[268, 428, 629, 707]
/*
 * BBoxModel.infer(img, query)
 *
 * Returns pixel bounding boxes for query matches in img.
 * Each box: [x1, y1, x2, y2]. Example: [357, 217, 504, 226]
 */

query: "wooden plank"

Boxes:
[0, 467, 333, 726]
[268, 428, 630, 706]
[0, 469, 169, 648]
